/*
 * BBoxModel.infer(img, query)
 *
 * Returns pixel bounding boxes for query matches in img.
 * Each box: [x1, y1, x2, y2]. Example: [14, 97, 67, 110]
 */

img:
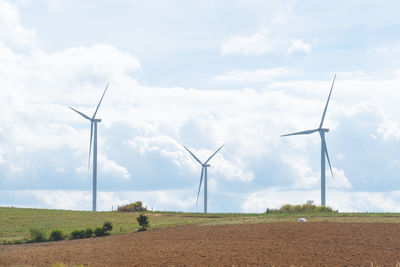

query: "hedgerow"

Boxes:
[266, 202, 335, 213]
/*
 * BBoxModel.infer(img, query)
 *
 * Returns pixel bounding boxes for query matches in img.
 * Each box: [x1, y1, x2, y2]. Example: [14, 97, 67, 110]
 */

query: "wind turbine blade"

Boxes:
[69, 107, 91, 120]
[205, 144, 224, 164]
[92, 82, 110, 119]
[320, 132, 334, 178]
[88, 121, 94, 169]
[196, 167, 204, 206]
[182, 144, 203, 165]
[319, 74, 336, 129]
[281, 129, 319, 137]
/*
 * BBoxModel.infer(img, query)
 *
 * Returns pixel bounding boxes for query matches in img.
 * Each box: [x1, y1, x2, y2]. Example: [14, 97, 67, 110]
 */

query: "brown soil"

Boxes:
[0, 222, 399, 266]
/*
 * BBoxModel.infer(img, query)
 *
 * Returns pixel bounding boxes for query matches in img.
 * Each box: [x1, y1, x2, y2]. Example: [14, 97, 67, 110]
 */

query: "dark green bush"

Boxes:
[29, 228, 47, 242]
[136, 214, 150, 231]
[84, 227, 94, 238]
[118, 201, 147, 212]
[102, 221, 113, 232]
[70, 229, 85, 240]
[49, 229, 65, 241]
[94, 226, 106, 237]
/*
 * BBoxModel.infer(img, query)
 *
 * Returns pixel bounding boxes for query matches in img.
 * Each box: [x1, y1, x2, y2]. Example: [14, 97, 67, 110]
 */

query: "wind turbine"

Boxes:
[281, 75, 336, 206]
[182, 144, 224, 213]
[69, 83, 109, 212]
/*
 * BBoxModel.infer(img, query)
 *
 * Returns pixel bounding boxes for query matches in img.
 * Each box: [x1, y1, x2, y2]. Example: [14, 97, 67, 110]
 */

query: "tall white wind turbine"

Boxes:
[281, 75, 336, 206]
[182, 144, 224, 213]
[69, 83, 109, 212]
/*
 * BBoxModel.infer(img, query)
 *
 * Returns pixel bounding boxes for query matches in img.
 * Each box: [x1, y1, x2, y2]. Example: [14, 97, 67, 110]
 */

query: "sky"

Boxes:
[1, 0, 400, 212]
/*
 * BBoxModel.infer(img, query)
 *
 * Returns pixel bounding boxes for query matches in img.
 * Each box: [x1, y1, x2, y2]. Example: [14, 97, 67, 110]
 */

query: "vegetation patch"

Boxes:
[117, 201, 147, 212]
[266, 201, 335, 213]
[71, 222, 113, 239]
[29, 228, 47, 243]
[50, 229, 65, 241]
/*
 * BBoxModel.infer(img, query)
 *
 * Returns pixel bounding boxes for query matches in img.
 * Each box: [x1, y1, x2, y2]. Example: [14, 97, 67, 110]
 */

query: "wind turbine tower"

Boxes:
[182, 144, 224, 213]
[69, 83, 109, 211]
[281, 75, 336, 206]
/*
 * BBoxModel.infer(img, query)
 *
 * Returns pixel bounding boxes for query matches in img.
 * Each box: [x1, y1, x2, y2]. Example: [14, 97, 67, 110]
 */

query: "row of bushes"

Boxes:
[70, 221, 112, 239]
[266, 202, 335, 213]
[29, 221, 113, 243]
[3, 214, 150, 245]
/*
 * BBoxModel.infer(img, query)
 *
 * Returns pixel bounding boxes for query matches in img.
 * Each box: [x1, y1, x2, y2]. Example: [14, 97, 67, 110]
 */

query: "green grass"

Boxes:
[1, 206, 400, 243]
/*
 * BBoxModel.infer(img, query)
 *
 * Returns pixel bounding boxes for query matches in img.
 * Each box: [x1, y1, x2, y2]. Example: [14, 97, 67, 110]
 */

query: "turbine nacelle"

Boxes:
[92, 118, 102, 123]
[319, 128, 329, 133]
[202, 164, 210, 167]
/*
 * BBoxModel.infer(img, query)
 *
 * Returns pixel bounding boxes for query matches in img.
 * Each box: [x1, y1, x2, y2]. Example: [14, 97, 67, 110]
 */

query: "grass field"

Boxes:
[1, 206, 400, 243]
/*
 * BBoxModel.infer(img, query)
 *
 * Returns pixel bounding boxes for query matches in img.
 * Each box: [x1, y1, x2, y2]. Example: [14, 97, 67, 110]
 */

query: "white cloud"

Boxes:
[328, 168, 352, 189]
[33, 190, 92, 210]
[283, 155, 319, 189]
[128, 135, 184, 167]
[99, 154, 131, 180]
[377, 115, 400, 141]
[221, 28, 280, 55]
[0, 0, 37, 48]
[288, 38, 311, 54]
[74, 154, 130, 181]
[221, 28, 312, 55]
[40, 0, 70, 11]
[213, 67, 294, 83]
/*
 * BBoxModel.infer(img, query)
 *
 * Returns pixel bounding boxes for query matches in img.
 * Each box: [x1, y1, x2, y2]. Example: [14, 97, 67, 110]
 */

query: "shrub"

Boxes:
[102, 221, 113, 232]
[49, 229, 65, 241]
[84, 227, 94, 238]
[29, 228, 47, 242]
[137, 214, 150, 231]
[118, 201, 147, 212]
[94, 226, 106, 237]
[70, 229, 85, 240]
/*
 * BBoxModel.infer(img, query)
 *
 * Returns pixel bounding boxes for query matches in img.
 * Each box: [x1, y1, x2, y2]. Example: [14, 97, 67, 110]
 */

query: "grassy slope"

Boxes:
[1, 207, 400, 243]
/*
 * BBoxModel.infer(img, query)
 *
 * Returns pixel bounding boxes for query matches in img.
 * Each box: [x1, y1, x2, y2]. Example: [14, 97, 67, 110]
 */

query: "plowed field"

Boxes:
[1, 222, 399, 266]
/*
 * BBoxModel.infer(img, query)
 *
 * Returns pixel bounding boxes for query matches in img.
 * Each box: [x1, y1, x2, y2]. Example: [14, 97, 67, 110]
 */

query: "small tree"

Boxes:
[136, 214, 150, 231]
[102, 221, 113, 232]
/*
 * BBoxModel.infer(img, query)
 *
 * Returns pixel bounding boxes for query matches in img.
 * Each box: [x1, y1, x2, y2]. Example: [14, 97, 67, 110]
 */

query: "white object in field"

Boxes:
[298, 218, 307, 222]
